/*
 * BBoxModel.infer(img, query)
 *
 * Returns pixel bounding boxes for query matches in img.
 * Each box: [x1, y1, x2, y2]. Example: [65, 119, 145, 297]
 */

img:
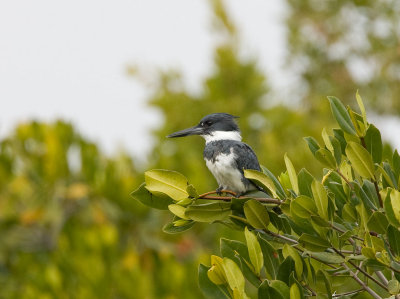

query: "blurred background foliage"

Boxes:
[0, 0, 399, 298]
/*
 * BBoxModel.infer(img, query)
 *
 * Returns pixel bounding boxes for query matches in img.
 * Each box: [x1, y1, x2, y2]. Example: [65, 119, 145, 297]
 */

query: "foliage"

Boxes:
[286, 0, 400, 113]
[0, 121, 202, 299]
[134, 94, 400, 298]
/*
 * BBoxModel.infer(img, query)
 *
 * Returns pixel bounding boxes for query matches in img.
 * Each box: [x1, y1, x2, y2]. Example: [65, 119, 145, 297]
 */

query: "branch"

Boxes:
[336, 169, 354, 190]
[340, 262, 381, 299]
[333, 248, 389, 292]
[198, 190, 282, 204]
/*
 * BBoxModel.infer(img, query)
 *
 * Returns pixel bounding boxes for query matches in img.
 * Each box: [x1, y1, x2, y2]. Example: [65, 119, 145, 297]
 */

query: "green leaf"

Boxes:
[317, 270, 332, 298]
[220, 239, 249, 261]
[261, 166, 287, 200]
[270, 280, 290, 299]
[145, 169, 189, 200]
[162, 220, 195, 234]
[348, 108, 366, 137]
[307, 251, 344, 264]
[277, 256, 295, 285]
[385, 189, 400, 227]
[186, 184, 198, 198]
[244, 169, 277, 198]
[322, 128, 333, 152]
[258, 234, 280, 279]
[282, 244, 303, 279]
[185, 202, 231, 222]
[315, 148, 336, 168]
[330, 136, 342, 165]
[365, 124, 382, 164]
[168, 204, 189, 220]
[297, 168, 314, 197]
[342, 203, 357, 223]
[304, 137, 320, 156]
[388, 225, 400, 257]
[199, 264, 230, 299]
[289, 283, 302, 299]
[258, 281, 285, 299]
[285, 153, 299, 194]
[311, 180, 329, 220]
[208, 255, 226, 285]
[244, 227, 263, 276]
[290, 195, 317, 219]
[345, 141, 375, 179]
[131, 182, 174, 210]
[367, 212, 388, 235]
[222, 257, 245, 292]
[220, 238, 260, 287]
[243, 199, 270, 230]
[298, 234, 330, 251]
[333, 129, 347, 153]
[388, 279, 400, 295]
[327, 96, 357, 135]
[364, 259, 386, 271]
[356, 90, 368, 128]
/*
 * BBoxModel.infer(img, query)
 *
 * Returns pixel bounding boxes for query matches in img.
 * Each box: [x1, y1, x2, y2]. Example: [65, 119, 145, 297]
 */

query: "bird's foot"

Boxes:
[216, 186, 224, 195]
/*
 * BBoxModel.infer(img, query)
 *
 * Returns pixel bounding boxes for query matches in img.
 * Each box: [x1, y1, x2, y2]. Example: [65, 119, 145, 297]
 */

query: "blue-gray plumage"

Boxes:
[167, 113, 263, 196]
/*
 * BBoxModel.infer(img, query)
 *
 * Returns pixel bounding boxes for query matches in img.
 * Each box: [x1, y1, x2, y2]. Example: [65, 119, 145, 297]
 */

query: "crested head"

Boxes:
[199, 113, 240, 133]
[167, 112, 242, 143]
[198, 113, 242, 143]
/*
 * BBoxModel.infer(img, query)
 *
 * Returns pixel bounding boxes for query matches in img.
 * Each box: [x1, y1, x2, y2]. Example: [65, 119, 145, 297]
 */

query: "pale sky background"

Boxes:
[1, 0, 399, 161]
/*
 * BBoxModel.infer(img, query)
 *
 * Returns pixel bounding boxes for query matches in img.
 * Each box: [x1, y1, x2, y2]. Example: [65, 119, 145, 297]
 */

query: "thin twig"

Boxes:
[303, 284, 316, 296]
[376, 271, 389, 287]
[263, 230, 299, 245]
[258, 230, 339, 269]
[332, 288, 364, 297]
[333, 248, 389, 292]
[336, 169, 354, 190]
[198, 190, 237, 197]
[340, 262, 381, 299]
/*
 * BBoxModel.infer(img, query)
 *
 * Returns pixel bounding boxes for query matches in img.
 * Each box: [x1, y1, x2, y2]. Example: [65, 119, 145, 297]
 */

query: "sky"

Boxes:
[0, 0, 287, 160]
[1, 0, 399, 161]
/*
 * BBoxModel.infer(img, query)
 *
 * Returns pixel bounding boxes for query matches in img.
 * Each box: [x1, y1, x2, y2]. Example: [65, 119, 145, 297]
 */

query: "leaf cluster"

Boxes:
[133, 93, 400, 298]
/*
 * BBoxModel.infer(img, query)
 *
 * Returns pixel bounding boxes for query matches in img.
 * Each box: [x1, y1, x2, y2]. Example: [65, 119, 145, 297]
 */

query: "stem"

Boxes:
[333, 248, 389, 292]
[372, 176, 383, 208]
[303, 284, 316, 296]
[376, 271, 389, 287]
[198, 190, 282, 204]
[198, 190, 237, 197]
[332, 288, 364, 297]
[340, 262, 381, 299]
[336, 169, 354, 190]
[263, 230, 299, 245]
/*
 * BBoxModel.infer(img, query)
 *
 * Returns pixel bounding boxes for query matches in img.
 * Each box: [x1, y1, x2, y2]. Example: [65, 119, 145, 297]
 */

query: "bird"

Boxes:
[167, 113, 263, 197]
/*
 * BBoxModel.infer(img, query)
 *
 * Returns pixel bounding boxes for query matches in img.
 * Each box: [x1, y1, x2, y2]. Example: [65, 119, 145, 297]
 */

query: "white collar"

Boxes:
[203, 131, 242, 144]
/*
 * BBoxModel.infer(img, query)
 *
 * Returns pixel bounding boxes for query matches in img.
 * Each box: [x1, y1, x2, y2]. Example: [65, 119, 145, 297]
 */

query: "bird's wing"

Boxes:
[231, 142, 261, 173]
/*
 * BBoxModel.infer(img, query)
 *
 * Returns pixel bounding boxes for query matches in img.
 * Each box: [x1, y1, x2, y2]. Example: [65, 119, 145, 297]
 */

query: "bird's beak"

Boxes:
[167, 125, 203, 138]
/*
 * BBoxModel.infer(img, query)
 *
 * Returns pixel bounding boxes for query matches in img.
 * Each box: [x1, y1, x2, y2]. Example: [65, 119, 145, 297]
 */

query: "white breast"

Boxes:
[205, 149, 247, 194]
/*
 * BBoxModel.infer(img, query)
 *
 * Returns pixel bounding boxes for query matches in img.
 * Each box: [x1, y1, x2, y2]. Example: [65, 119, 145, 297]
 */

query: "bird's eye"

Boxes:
[200, 122, 204, 127]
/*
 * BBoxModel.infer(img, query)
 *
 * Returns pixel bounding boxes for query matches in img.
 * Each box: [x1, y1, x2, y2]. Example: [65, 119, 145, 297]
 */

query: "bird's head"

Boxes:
[167, 113, 241, 143]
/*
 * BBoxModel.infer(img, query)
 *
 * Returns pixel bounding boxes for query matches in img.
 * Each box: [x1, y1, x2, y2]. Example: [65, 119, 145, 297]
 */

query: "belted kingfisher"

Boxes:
[167, 113, 262, 196]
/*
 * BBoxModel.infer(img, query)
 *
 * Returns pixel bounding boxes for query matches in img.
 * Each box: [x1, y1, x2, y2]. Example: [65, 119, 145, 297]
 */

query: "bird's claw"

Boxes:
[216, 187, 223, 195]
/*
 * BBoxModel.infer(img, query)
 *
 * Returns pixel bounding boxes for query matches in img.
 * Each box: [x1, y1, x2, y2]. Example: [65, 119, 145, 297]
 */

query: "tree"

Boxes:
[133, 94, 400, 298]
[286, 0, 400, 113]
[0, 121, 202, 299]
